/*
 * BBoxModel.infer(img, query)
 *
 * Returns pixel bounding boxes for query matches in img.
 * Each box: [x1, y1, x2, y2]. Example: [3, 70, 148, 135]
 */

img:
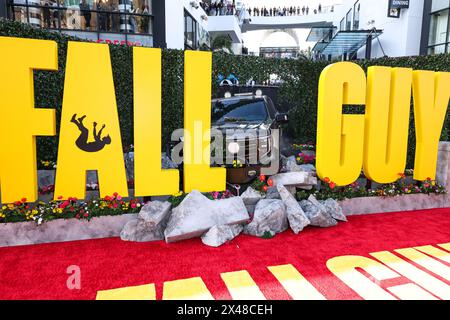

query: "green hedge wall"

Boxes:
[1, 19, 449, 168]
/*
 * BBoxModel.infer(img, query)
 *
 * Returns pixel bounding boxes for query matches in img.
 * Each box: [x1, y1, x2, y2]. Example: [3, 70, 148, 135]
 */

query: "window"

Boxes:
[340, 17, 345, 31]
[353, 1, 360, 30]
[346, 9, 352, 31]
[184, 9, 197, 49]
[7, 0, 153, 36]
[427, 1, 450, 55]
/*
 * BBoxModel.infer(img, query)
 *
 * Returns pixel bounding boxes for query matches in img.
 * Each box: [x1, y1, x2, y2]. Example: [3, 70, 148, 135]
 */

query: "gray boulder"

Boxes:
[139, 201, 172, 226]
[321, 198, 347, 222]
[164, 190, 249, 243]
[299, 195, 337, 228]
[277, 185, 310, 234]
[120, 219, 165, 242]
[299, 164, 316, 173]
[245, 204, 257, 215]
[244, 199, 288, 237]
[120, 201, 172, 243]
[266, 187, 281, 199]
[270, 172, 317, 190]
[201, 224, 243, 247]
[240, 187, 262, 205]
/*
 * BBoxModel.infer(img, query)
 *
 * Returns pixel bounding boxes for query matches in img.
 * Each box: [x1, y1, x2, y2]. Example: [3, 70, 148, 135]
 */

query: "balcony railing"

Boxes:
[7, 1, 153, 37]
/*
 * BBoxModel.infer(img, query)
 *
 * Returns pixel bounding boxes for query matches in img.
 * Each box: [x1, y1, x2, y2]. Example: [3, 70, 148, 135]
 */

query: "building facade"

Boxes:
[421, 0, 450, 54]
[0, 0, 244, 51]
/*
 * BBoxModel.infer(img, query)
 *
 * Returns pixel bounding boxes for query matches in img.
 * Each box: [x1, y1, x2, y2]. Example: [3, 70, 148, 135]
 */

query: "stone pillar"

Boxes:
[436, 142, 450, 188]
[436, 142, 450, 207]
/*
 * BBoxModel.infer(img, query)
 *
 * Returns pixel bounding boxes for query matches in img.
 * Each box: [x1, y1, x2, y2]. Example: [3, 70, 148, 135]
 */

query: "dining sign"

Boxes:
[0, 36, 449, 203]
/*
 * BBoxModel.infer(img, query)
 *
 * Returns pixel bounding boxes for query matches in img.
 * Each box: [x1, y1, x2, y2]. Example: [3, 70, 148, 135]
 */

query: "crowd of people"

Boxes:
[200, 0, 237, 16]
[248, 4, 329, 17]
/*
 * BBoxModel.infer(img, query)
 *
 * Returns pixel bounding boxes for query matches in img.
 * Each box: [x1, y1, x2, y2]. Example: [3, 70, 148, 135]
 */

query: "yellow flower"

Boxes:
[7, 204, 14, 210]
[57, 208, 63, 214]
[2, 205, 6, 210]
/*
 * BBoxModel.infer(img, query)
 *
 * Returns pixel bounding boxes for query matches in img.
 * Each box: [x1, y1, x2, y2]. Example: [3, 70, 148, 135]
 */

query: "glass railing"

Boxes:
[7, 1, 153, 35]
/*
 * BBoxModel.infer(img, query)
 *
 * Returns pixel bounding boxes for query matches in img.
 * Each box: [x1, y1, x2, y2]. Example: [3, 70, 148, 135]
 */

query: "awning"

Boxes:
[306, 27, 336, 42]
[319, 29, 383, 56]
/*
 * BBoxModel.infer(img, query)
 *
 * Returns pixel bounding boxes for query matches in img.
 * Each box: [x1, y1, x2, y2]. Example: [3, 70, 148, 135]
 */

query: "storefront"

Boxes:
[2, 0, 155, 45]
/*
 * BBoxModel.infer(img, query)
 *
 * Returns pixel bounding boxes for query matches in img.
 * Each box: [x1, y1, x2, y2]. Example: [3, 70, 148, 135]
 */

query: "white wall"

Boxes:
[165, 0, 209, 50]
[332, 0, 425, 58]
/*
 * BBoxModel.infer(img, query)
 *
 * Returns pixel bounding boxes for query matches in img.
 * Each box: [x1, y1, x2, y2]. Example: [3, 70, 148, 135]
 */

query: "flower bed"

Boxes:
[296, 174, 446, 201]
[0, 194, 143, 225]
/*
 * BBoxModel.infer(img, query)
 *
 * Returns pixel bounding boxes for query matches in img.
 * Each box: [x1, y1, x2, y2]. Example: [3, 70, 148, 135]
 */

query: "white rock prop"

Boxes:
[266, 187, 281, 199]
[299, 195, 337, 228]
[120, 201, 172, 242]
[277, 185, 310, 234]
[244, 199, 288, 237]
[270, 172, 317, 190]
[321, 199, 347, 222]
[201, 225, 243, 247]
[240, 187, 262, 205]
[120, 219, 165, 242]
[139, 201, 172, 226]
[164, 190, 249, 243]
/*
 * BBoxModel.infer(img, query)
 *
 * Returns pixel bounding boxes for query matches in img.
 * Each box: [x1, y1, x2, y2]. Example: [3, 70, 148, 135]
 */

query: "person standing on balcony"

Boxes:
[79, 0, 91, 31]
[319, 4, 322, 13]
[43, 1, 51, 28]
[97, 0, 107, 31]
[302, 6, 305, 15]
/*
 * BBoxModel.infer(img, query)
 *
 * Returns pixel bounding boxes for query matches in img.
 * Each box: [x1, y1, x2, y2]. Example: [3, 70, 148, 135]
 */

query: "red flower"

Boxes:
[75, 214, 80, 219]
[57, 196, 63, 200]
[60, 200, 70, 209]
[84, 213, 89, 217]
[259, 175, 266, 182]
[262, 185, 268, 192]
[267, 179, 273, 187]
[130, 203, 137, 209]
[324, 177, 331, 184]
[21, 198, 27, 203]
[424, 183, 430, 188]
[329, 182, 336, 190]
[105, 195, 111, 201]
[426, 177, 432, 181]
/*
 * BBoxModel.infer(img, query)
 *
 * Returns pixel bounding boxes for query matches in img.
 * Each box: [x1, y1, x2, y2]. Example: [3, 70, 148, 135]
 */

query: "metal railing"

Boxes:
[7, 1, 153, 36]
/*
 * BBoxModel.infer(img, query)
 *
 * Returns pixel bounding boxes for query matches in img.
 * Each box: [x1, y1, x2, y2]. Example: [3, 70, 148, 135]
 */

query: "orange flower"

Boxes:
[267, 179, 273, 187]
[262, 185, 268, 192]
[259, 175, 266, 182]
[324, 177, 330, 184]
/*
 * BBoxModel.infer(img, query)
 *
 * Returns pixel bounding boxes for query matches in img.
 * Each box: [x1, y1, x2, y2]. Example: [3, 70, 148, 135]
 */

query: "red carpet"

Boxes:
[0, 208, 450, 300]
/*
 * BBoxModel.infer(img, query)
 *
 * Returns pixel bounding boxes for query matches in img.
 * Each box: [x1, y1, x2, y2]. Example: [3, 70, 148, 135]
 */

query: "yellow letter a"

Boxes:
[54, 42, 128, 200]
[0, 37, 57, 203]
[133, 47, 179, 196]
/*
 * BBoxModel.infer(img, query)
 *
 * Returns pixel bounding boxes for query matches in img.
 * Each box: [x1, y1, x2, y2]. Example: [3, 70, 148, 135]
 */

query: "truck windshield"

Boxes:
[211, 99, 268, 124]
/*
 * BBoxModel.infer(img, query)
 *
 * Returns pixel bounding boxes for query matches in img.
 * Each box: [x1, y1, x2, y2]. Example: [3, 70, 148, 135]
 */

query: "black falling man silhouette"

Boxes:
[71, 114, 111, 152]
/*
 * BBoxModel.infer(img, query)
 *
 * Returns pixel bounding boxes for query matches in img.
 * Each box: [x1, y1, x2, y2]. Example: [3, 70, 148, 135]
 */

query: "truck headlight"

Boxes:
[228, 142, 240, 154]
